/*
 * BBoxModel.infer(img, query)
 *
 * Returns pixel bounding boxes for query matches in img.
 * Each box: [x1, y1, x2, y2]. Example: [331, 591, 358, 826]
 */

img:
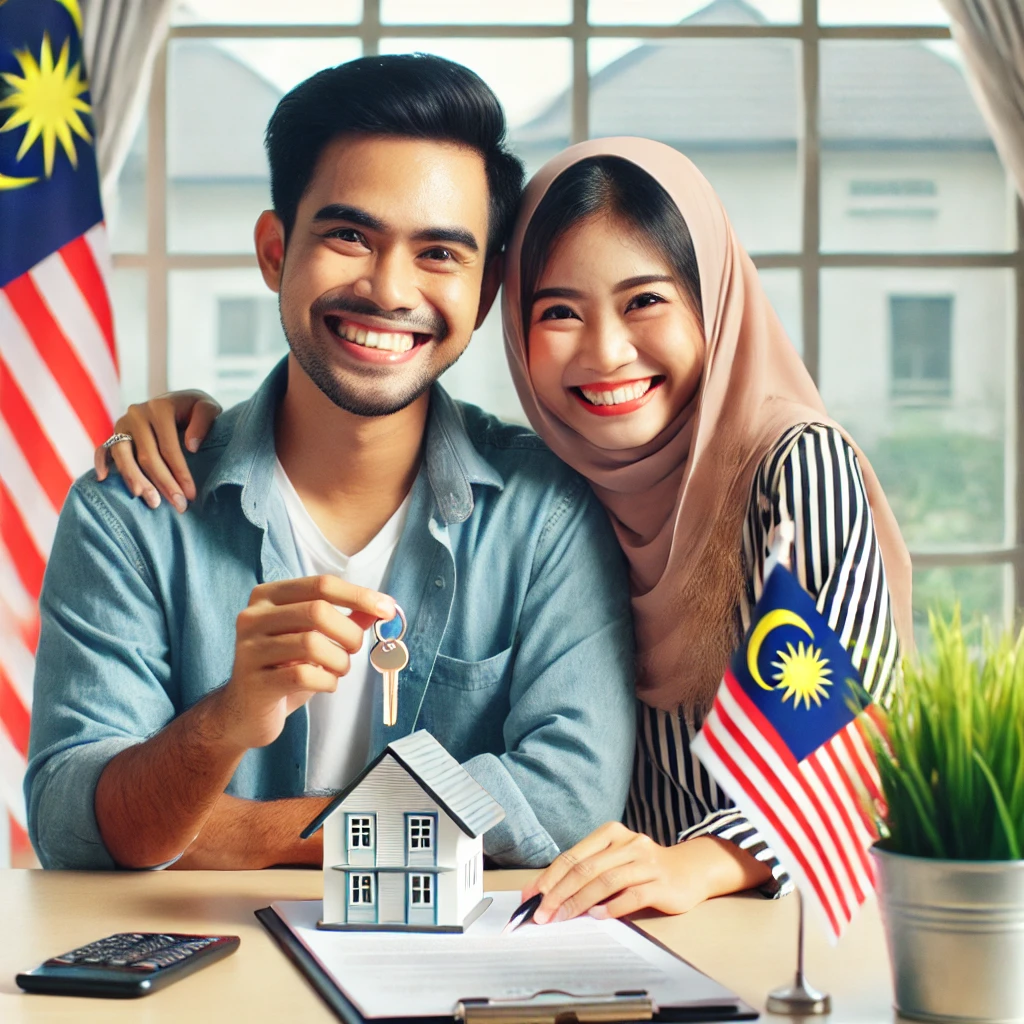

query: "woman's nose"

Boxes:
[353, 250, 419, 312]
[577, 316, 638, 374]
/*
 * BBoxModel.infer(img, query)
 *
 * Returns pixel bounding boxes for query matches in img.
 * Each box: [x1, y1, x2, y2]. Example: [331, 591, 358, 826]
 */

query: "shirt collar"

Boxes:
[200, 359, 504, 527]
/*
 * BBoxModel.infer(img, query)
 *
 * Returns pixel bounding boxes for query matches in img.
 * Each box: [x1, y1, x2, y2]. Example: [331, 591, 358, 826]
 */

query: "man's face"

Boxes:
[267, 135, 493, 417]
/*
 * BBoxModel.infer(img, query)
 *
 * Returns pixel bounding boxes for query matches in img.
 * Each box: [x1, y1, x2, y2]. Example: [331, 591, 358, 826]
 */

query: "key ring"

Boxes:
[373, 603, 406, 644]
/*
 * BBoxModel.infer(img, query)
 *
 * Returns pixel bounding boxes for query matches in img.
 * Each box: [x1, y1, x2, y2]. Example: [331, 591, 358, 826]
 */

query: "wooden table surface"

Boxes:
[0, 868, 897, 1022]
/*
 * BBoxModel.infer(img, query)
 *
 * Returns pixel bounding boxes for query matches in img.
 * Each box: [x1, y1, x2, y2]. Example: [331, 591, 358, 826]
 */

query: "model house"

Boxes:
[300, 731, 506, 932]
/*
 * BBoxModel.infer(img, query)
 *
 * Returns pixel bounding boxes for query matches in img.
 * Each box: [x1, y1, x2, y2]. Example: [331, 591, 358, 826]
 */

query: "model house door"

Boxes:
[407, 873, 436, 927]
[347, 872, 377, 925]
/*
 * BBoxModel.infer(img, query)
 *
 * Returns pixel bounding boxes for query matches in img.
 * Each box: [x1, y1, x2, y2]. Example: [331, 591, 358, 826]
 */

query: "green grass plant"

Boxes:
[870, 608, 1024, 861]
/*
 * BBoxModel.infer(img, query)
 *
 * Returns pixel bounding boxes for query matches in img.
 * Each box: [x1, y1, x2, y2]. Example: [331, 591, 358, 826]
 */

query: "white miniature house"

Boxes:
[300, 730, 505, 932]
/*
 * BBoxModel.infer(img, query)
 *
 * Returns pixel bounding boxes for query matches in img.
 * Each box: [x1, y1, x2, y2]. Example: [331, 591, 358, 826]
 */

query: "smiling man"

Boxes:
[25, 55, 636, 871]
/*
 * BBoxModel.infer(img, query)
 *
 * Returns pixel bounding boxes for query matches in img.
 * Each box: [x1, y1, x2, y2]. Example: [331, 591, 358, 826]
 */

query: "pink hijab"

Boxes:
[502, 138, 913, 712]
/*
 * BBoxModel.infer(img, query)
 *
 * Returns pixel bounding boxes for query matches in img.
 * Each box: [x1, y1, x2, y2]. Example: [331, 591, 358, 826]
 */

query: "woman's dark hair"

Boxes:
[265, 54, 525, 258]
[520, 155, 702, 332]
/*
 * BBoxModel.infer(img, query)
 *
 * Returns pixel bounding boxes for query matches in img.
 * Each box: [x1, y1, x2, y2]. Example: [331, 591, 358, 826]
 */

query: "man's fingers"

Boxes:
[184, 397, 221, 453]
[240, 600, 367, 654]
[150, 400, 197, 502]
[264, 662, 339, 696]
[253, 632, 352, 677]
[255, 575, 396, 620]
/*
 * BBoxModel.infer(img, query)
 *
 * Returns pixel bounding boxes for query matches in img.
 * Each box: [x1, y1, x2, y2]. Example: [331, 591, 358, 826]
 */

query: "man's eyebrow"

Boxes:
[614, 274, 675, 292]
[312, 204, 388, 232]
[411, 227, 479, 253]
[532, 287, 584, 303]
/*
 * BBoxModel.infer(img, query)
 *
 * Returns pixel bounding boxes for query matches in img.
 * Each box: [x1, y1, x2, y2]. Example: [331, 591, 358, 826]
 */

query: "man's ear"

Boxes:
[254, 210, 286, 293]
[475, 254, 505, 329]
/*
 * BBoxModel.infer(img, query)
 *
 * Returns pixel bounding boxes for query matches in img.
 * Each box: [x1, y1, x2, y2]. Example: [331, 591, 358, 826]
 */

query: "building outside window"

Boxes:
[349, 873, 375, 904]
[348, 816, 374, 850]
[106, 0, 1022, 642]
[407, 816, 434, 851]
[409, 874, 434, 906]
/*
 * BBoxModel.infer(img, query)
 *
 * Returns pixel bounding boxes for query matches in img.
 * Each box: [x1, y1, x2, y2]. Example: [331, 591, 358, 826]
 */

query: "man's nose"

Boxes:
[353, 249, 419, 312]
[578, 315, 638, 374]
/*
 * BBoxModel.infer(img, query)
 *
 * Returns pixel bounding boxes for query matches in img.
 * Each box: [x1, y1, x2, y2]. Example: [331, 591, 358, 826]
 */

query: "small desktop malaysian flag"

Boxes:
[0, 0, 118, 861]
[691, 532, 884, 942]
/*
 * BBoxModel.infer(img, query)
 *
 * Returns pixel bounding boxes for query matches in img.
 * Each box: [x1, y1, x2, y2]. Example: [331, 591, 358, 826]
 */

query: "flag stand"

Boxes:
[765, 891, 831, 1015]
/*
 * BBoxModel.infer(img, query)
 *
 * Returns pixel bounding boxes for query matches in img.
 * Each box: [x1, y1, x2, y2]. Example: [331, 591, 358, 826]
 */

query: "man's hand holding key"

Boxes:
[213, 575, 396, 753]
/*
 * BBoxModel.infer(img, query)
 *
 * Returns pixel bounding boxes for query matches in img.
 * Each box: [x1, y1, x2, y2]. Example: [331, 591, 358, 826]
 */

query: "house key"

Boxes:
[370, 604, 408, 727]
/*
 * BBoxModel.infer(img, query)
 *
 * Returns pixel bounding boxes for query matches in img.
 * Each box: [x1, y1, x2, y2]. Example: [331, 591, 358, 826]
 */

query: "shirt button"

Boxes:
[434, 577, 445, 588]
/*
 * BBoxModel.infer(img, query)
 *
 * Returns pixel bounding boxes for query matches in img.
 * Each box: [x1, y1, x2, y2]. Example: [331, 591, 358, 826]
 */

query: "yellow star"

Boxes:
[0, 33, 93, 179]
[771, 641, 833, 710]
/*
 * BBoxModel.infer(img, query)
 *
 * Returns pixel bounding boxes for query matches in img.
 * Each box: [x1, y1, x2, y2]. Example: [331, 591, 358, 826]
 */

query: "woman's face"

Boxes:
[527, 213, 705, 451]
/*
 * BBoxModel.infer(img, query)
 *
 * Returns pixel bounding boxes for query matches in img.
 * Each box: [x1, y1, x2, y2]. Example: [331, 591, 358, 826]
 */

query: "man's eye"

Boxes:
[538, 304, 580, 322]
[327, 228, 367, 245]
[422, 247, 454, 262]
[627, 292, 665, 311]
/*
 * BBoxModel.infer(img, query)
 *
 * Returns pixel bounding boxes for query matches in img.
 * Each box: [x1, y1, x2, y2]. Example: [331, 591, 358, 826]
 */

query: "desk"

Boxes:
[0, 869, 895, 1022]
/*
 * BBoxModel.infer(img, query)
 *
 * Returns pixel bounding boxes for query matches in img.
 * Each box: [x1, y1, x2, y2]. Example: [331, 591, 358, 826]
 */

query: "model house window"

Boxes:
[408, 816, 434, 851]
[890, 295, 953, 399]
[349, 873, 375, 905]
[409, 874, 434, 907]
[348, 816, 374, 850]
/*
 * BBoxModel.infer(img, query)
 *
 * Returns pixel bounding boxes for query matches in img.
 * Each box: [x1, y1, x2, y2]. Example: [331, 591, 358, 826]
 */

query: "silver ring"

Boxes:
[102, 432, 133, 450]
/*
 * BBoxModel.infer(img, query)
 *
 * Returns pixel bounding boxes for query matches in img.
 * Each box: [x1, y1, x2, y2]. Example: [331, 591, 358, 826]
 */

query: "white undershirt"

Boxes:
[273, 458, 410, 792]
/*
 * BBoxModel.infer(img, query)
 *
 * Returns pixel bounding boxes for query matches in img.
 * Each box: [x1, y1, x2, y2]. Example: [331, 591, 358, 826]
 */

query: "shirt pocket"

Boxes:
[430, 646, 514, 691]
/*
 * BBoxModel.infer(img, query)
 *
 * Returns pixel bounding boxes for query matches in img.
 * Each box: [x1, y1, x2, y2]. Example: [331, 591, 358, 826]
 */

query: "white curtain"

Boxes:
[941, 0, 1024, 200]
[82, 0, 172, 202]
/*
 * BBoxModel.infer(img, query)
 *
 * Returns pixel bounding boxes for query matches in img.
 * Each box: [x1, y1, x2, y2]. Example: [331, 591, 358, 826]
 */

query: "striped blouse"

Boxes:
[625, 423, 900, 897]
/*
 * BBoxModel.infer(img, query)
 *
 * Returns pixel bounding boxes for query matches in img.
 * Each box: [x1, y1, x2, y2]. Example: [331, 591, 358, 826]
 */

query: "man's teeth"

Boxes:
[579, 379, 653, 406]
[337, 320, 416, 353]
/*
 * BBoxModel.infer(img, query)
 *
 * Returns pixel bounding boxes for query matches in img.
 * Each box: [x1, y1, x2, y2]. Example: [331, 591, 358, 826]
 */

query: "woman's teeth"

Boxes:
[336, 320, 416, 353]
[579, 379, 653, 406]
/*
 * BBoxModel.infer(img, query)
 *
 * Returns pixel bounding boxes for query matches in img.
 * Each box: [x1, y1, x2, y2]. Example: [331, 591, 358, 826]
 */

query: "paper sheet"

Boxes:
[271, 892, 740, 1019]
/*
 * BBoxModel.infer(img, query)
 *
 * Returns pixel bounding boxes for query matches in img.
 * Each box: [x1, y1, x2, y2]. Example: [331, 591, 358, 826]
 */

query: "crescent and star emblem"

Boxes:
[746, 609, 834, 710]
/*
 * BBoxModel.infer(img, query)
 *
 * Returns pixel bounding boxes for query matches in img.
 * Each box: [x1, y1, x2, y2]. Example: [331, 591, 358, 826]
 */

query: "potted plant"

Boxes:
[869, 609, 1024, 1024]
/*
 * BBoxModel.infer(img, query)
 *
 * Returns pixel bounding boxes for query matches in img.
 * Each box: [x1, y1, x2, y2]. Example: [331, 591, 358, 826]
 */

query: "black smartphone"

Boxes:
[16, 931, 240, 998]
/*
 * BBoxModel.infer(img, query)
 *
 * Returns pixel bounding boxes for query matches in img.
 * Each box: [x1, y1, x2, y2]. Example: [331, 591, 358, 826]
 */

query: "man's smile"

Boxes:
[323, 315, 432, 364]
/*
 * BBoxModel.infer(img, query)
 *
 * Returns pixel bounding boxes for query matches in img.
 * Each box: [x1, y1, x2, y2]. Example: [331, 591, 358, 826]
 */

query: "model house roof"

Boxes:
[301, 731, 506, 840]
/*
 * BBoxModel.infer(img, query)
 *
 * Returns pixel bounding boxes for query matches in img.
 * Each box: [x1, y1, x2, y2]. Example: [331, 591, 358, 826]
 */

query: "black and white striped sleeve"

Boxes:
[665, 423, 901, 897]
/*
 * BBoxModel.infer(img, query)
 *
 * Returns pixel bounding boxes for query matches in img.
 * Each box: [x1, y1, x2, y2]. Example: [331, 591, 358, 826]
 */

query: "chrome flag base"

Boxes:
[767, 891, 832, 1016]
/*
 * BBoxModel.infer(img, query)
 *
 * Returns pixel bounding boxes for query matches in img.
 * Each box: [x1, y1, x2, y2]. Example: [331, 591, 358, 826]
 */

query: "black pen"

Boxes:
[501, 892, 543, 934]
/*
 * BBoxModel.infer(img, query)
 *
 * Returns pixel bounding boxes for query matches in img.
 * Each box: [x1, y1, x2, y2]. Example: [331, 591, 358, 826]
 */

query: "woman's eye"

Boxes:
[627, 292, 666, 311]
[538, 304, 580, 322]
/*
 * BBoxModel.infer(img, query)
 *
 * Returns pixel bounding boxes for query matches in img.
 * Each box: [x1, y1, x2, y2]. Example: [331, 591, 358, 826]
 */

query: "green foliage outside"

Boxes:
[869, 609, 1024, 861]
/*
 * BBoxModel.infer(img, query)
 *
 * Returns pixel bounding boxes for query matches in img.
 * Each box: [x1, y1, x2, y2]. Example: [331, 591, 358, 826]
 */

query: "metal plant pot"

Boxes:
[872, 846, 1024, 1023]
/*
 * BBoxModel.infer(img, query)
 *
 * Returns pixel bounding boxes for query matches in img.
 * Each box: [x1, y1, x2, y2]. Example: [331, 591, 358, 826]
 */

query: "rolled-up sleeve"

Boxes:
[25, 479, 175, 869]
[464, 478, 636, 867]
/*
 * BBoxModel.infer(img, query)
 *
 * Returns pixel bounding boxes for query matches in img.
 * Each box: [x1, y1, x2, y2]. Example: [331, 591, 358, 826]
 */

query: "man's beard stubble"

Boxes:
[280, 293, 464, 418]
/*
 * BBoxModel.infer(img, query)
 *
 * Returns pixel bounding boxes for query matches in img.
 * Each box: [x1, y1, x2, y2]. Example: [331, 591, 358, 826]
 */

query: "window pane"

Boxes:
[379, 39, 571, 177]
[167, 39, 362, 254]
[110, 269, 148, 408]
[383, 0, 571, 23]
[820, 269, 1011, 550]
[172, 0, 362, 24]
[820, 42, 1012, 253]
[589, 38, 802, 253]
[169, 269, 287, 410]
[818, 0, 949, 25]
[758, 269, 802, 356]
[589, 0, 800, 24]
[912, 565, 1010, 651]
[109, 115, 147, 254]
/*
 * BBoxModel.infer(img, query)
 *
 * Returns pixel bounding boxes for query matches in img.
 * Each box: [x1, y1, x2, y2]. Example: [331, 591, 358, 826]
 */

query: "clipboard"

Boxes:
[255, 904, 759, 1024]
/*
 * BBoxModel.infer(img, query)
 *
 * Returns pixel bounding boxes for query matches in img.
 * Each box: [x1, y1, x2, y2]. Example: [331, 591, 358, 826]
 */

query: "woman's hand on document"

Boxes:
[522, 822, 773, 923]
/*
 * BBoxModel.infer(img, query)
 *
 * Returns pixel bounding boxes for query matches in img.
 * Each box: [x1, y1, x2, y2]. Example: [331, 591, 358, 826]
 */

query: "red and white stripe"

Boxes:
[691, 669, 881, 942]
[0, 222, 117, 858]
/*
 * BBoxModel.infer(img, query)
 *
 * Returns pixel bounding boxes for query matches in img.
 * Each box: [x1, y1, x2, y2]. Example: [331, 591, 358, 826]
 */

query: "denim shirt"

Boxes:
[26, 361, 636, 870]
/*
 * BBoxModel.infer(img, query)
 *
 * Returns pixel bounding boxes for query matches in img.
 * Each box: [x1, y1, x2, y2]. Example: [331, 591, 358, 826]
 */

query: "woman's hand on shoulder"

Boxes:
[521, 823, 715, 923]
[94, 390, 221, 512]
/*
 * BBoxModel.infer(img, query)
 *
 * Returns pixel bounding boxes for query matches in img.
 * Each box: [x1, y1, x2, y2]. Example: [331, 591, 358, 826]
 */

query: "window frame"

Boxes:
[406, 814, 435, 852]
[115, 0, 1024, 625]
[346, 813, 376, 851]
[348, 872, 376, 905]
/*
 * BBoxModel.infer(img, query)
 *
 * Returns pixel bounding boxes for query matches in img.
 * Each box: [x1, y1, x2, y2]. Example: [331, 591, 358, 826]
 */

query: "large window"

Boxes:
[108, 0, 1021, 637]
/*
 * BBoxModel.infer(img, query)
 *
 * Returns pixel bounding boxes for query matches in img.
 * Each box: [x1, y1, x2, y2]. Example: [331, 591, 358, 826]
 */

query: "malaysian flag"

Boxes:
[0, 0, 118, 862]
[691, 547, 884, 942]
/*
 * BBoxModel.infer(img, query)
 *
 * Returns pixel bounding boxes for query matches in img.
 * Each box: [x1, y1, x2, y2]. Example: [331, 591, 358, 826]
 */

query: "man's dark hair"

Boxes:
[520, 155, 703, 332]
[265, 53, 525, 258]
